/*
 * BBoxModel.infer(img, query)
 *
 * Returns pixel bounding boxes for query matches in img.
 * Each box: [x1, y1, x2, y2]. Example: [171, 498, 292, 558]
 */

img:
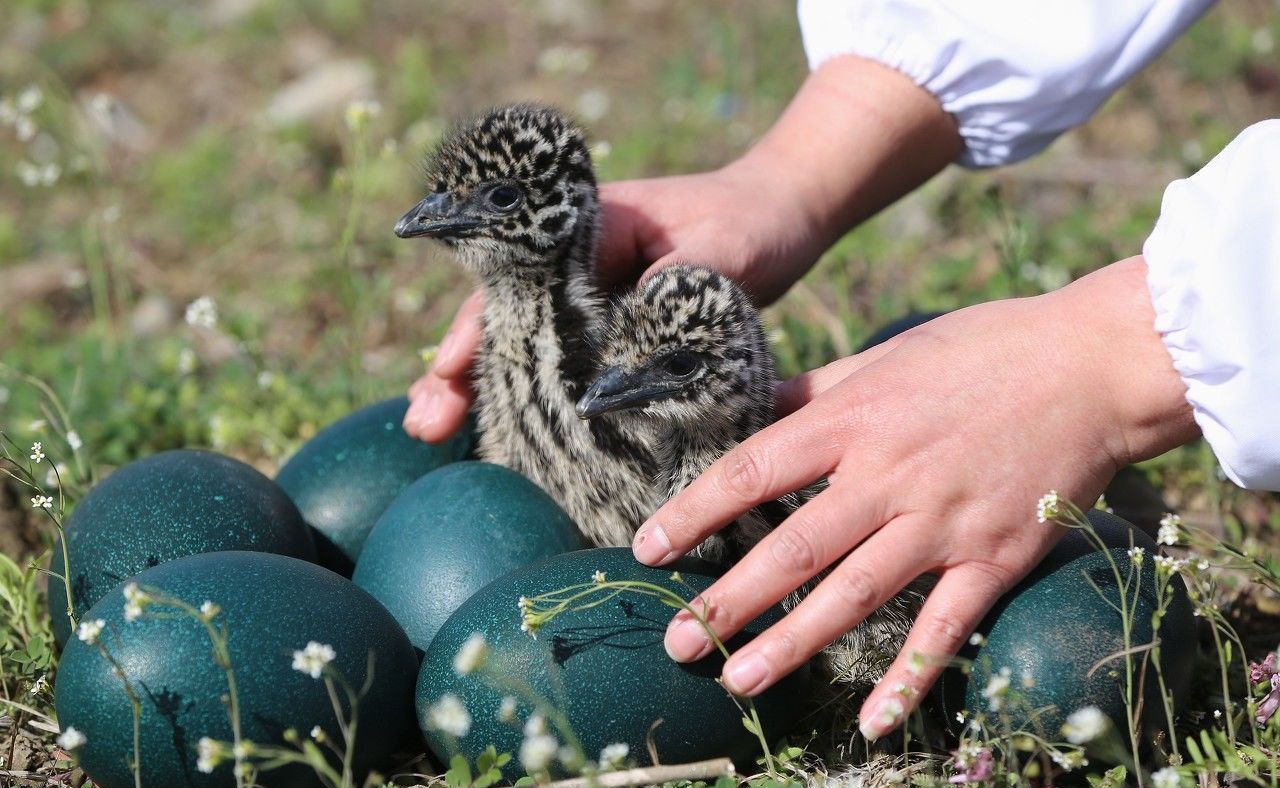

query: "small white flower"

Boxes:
[1154, 555, 1178, 576]
[1036, 490, 1062, 524]
[66, 431, 82, 451]
[310, 725, 325, 741]
[233, 762, 251, 779]
[498, 696, 518, 722]
[29, 442, 44, 463]
[16, 86, 43, 114]
[177, 347, 198, 375]
[29, 674, 48, 695]
[291, 641, 336, 679]
[1156, 514, 1180, 546]
[592, 570, 606, 584]
[1151, 767, 1183, 788]
[56, 726, 87, 750]
[44, 462, 68, 489]
[15, 116, 36, 142]
[256, 371, 274, 389]
[28, 418, 47, 432]
[31, 495, 53, 509]
[968, 632, 985, 647]
[453, 633, 488, 675]
[123, 582, 149, 621]
[599, 742, 629, 770]
[77, 619, 106, 645]
[232, 741, 252, 759]
[1049, 749, 1087, 771]
[1213, 709, 1223, 720]
[197, 737, 222, 773]
[199, 600, 221, 620]
[184, 296, 218, 329]
[344, 100, 382, 131]
[520, 733, 559, 773]
[426, 694, 472, 737]
[523, 714, 547, 737]
[1062, 705, 1108, 744]
[1128, 546, 1145, 565]
[982, 667, 1012, 712]
[876, 697, 905, 727]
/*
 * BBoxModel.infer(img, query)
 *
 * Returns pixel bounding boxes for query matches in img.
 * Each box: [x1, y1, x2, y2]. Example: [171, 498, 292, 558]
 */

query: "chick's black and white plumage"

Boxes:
[396, 105, 661, 547]
[578, 266, 929, 696]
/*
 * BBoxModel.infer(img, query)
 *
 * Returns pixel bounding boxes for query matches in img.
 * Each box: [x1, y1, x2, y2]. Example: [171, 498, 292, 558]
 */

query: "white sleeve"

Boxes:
[1144, 120, 1280, 492]
[797, 0, 1215, 168]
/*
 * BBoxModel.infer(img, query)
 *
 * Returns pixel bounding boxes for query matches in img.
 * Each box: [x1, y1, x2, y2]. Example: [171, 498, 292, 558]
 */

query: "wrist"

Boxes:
[732, 56, 962, 257]
[1053, 256, 1200, 468]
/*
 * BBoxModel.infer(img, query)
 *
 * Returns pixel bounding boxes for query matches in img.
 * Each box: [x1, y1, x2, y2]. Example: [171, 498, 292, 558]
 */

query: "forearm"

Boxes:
[726, 56, 962, 272]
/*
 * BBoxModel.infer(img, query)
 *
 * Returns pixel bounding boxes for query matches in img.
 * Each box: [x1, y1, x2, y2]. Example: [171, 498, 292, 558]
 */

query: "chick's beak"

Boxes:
[394, 192, 480, 238]
[576, 366, 676, 419]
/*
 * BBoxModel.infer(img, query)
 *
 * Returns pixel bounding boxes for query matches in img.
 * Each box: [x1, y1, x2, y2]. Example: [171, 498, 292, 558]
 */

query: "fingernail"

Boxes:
[723, 652, 770, 696]
[664, 614, 712, 662]
[633, 522, 673, 565]
[435, 333, 456, 369]
[858, 697, 905, 741]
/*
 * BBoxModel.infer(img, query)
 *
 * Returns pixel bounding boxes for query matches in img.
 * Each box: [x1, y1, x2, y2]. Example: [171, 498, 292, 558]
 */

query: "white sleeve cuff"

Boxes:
[1144, 120, 1280, 491]
[797, 0, 1214, 168]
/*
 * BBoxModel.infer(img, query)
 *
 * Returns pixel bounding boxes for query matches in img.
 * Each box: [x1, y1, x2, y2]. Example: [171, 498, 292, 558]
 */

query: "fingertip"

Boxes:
[632, 522, 674, 565]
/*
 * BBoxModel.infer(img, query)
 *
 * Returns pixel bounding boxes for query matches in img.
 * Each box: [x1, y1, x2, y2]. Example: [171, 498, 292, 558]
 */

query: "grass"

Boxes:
[2, 0, 1280, 785]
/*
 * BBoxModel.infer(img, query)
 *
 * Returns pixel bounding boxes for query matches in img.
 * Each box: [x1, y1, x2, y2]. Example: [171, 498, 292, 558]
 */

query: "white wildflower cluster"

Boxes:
[1036, 490, 1063, 524]
[982, 666, 1013, 712]
[591, 570, 606, 584]
[184, 296, 218, 329]
[2, 86, 46, 157]
[518, 595, 540, 638]
[76, 618, 106, 645]
[123, 582, 151, 621]
[199, 600, 221, 620]
[1049, 748, 1088, 772]
[197, 737, 224, 773]
[1154, 555, 1190, 577]
[29, 674, 49, 696]
[344, 100, 382, 132]
[56, 726, 87, 751]
[519, 714, 558, 773]
[290, 641, 335, 679]
[453, 633, 488, 675]
[598, 742, 629, 771]
[45, 462, 69, 489]
[310, 725, 326, 742]
[1128, 546, 1145, 566]
[30, 494, 53, 510]
[15, 160, 61, 188]
[498, 695, 518, 722]
[29, 442, 44, 463]
[425, 694, 472, 737]
[1061, 705, 1108, 744]
[1157, 513, 1182, 547]
[66, 430, 83, 451]
[1151, 766, 1183, 788]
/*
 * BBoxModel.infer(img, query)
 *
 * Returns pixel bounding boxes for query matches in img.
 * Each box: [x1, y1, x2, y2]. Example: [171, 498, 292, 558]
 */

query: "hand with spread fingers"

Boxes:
[630, 257, 1199, 737]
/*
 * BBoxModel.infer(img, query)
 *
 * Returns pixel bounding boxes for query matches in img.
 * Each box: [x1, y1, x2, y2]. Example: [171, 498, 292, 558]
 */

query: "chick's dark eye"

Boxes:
[488, 185, 522, 210]
[664, 352, 700, 377]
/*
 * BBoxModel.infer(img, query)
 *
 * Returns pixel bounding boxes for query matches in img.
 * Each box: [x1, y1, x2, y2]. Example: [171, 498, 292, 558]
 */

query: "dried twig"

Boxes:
[543, 757, 735, 788]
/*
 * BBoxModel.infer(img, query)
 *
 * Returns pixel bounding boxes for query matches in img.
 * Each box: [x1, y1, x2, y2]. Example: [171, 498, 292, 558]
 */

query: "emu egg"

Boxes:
[276, 397, 474, 565]
[943, 510, 1195, 736]
[418, 548, 810, 779]
[49, 450, 316, 646]
[858, 311, 947, 352]
[55, 552, 419, 788]
[353, 462, 582, 652]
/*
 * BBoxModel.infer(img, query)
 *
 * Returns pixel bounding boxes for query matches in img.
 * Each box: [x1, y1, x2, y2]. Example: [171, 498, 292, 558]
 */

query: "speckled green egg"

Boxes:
[942, 509, 1195, 737]
[418, 547, 810, 779]
[55, 551, 419, 788]
[276, 397, 474, 567]
[858, 311, 947, 352]
[49, 450, 316, 646]
[353, 462, 582, 653]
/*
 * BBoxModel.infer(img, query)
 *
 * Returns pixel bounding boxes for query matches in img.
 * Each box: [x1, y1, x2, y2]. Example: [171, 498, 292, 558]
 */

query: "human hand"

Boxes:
[629, 257, 1199, 739]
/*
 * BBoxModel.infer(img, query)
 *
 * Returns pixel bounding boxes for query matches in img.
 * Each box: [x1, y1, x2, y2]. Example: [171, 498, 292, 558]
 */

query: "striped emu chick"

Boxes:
[576, 266, 928, 692]
[395, 105, 660, 547]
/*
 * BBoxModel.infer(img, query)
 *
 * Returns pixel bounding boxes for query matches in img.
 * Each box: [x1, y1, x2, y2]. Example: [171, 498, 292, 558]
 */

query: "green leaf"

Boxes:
[514, 777, 536, 787]
[446, 754, 472, 788]
[742, 715, 760, 736]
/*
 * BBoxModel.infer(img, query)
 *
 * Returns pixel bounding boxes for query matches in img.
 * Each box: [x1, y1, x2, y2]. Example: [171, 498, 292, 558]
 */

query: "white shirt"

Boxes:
[798, 1, 1280, 490]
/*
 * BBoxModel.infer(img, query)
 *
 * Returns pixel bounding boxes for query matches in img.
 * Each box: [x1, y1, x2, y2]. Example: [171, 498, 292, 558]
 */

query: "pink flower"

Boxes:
[949, 746, 994, 783]
[1250, 652, 1277, 683]
[1257, 674, 1280, 726]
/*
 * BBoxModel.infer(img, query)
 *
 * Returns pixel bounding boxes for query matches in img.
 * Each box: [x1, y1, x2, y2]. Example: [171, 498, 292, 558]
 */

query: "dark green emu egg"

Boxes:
[55, 552, 419, 788]
[49, 450, 316, 646]
[858, 311, 948, 352]
[942, 509, 1195, 738]
[418, 548, 811, 780]
[276, 397, 474, 566]
[353, 462, 583, 653]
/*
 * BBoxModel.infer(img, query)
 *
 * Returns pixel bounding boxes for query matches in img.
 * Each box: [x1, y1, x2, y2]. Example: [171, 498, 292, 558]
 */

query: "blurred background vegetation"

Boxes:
[1, 0, 1278, 543]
